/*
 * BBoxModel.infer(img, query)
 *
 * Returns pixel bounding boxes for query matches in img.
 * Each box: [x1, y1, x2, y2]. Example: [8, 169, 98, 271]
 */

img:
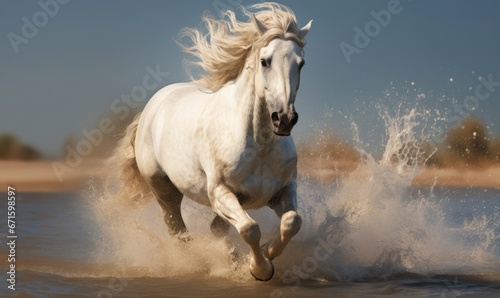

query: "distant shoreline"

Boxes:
[0, 160, 103, 192]
[298, 159, 500, 189]
[1, 160, 500, 192]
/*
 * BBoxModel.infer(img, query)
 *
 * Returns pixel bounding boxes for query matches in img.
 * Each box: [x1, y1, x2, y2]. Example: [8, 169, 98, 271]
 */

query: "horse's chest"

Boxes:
[241, 165, 281, 193]
[227, 155, 294, 208]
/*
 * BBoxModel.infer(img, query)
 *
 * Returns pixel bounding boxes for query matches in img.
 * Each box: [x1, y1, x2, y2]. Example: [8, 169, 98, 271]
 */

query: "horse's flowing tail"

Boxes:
[110, 112, 152, 203]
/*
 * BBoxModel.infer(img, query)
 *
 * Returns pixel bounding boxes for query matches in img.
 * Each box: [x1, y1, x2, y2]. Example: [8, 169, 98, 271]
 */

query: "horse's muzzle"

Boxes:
[271, 109, 299, 136]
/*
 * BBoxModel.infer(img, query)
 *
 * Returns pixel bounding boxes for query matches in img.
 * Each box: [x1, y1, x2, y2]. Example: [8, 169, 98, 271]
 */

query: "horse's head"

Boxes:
[253, 16, 312, 136]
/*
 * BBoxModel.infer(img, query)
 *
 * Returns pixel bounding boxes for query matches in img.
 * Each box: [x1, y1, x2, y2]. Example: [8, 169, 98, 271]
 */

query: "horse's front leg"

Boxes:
[210, 184, 274, 281]
[264, 182, 302, 260]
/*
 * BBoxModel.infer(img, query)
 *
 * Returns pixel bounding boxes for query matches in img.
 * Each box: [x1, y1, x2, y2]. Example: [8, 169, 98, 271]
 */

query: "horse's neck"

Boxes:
[233, 67, 277, 145]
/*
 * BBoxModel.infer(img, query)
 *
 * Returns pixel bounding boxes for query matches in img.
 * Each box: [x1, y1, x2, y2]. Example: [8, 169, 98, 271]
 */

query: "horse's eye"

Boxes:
[260, 58, 270, 67]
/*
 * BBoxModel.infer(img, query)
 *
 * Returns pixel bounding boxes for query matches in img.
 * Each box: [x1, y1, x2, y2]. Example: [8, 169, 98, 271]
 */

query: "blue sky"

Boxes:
[1, 0, 500, 157]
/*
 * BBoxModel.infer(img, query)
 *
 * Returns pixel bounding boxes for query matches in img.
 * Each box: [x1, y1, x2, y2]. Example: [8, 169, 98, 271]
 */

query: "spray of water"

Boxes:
[272, 106, 498, 282]
[87, 104, 498, 283]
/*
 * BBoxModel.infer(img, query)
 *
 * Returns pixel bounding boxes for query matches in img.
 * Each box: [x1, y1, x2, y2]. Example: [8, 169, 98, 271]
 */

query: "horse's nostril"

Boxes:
[271, 112, 280, 122]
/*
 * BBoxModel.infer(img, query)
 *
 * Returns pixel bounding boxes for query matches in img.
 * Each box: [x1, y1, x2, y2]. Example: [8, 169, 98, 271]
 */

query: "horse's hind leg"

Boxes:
[149, 172, 188, 240]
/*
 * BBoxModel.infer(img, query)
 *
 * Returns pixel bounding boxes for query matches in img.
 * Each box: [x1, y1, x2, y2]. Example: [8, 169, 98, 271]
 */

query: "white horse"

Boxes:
[114, 3, 312, 281]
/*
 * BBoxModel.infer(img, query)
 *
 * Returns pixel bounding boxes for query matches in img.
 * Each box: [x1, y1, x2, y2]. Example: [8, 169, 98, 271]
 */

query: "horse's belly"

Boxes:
[164, 165, 211, 206]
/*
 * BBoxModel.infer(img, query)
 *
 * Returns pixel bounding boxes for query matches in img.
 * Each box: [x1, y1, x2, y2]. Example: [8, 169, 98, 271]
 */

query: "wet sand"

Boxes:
[1, 160, 499, 192]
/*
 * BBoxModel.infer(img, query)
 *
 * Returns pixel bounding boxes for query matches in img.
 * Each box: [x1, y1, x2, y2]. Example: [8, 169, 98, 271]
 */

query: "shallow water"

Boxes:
[1, 182, 499, 297]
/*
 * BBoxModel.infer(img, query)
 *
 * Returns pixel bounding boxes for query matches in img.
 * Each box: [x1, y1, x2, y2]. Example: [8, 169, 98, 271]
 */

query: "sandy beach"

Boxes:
[0, 160, 104, 192]
[1, 160, 499, 192]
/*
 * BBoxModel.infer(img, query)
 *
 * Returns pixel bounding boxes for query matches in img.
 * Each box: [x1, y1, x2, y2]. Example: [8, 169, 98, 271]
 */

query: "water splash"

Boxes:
[271, 106, 498, 282]
[86, 106, 498, 284]
[88, 186, 249, 280]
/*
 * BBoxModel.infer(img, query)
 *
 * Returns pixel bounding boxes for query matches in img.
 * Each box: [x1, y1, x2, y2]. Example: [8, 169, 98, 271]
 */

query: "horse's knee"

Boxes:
[239, 221, 261, 244]
[281, 211, 302, 241]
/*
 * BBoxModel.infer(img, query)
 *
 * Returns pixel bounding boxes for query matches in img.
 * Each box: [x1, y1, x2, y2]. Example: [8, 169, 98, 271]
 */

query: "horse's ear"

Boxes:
[298, 20, 313, 39]
[252, 14, 268, 35]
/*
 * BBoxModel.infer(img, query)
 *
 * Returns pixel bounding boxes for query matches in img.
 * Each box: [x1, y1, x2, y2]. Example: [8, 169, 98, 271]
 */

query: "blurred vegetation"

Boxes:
[0, 109, 140, 161]
[297, 130, 361, 163]
[428, 117, 500, 168]
[396, 117, 500, 169]
[299, 117, 500, 170]
[0, 134, 41, 160]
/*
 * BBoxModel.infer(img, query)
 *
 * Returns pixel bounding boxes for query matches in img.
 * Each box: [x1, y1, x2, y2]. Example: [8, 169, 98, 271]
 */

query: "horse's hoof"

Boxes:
[250, 261, 274, 281]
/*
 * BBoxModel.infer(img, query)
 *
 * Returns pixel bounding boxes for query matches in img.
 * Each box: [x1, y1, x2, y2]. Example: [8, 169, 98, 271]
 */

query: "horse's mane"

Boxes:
[179, 2, 306, 91]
